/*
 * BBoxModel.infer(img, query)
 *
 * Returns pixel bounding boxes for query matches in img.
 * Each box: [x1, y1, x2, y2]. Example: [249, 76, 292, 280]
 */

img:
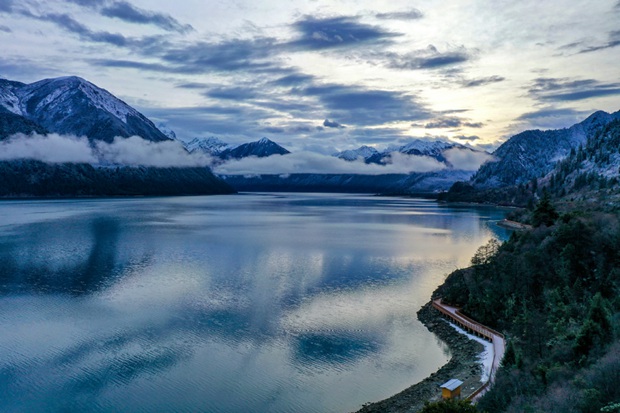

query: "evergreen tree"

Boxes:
[532, 190, 559, 227]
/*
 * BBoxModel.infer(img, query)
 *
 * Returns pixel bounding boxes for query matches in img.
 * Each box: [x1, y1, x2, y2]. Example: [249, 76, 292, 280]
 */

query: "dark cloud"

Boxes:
[204, 86, 257, 100]
[453, 135, 480, 141]
[0, 24, 11, 32]
[175, 82, 210, 89]
[288, 16, 399, 50]
[375, 9, 423, 20]
[298, 84, 430, 126]
[382, 45, 471, 70]
[540, 88, 620, 101]
[424, 118, 461, 128]
[424, 117, 483, 129]
[66, 0, 106, 6]
[0, 0, 14, 12]
[24, 11, 129, 46]
[161, 38, 278, 72]
[528, 77, 620, 102]
[323, 119, 345, 128]
[90, 36, 285, 75]
[270, 73, 315, 87]
[65, 0, 193, 33]
[516, 107, 585, 121]
[558, 41, 583, 51]
[101, 1, 193, 34]
[462, 75, 505, 87]
[579, 30, 620, 53]
[90, 58, 178, 72]
[262, 126, 286, 134]
[529, 77, 599, 92]
[291, 125, 322, 134]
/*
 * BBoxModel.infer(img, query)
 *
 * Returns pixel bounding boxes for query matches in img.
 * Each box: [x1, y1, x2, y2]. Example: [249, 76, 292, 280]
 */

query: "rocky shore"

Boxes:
[354, 302, 484, 413]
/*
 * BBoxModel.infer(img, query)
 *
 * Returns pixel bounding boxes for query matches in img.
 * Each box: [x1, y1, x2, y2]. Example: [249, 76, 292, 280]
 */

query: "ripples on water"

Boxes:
[0, 193, 509, 413]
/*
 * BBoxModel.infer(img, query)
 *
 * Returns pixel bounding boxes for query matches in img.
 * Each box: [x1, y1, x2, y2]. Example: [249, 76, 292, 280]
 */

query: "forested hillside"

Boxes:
[0, 160, 235, 197]
[436, 199, 620, 412]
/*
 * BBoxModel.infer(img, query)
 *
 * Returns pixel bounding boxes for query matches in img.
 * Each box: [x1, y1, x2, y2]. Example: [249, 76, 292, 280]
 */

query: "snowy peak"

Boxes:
[184, 137, 231, 155]
[398, 139, 460, 156]
[219, 137, 290, 160]
[335, 145, 379, 161]
[157, 124, 177, 140]
[0, 75, 170, 142]
[18, 76, 137, 123]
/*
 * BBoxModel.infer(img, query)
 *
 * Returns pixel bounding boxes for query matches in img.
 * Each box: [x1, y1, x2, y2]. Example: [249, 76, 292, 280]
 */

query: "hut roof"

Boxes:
[440, 379, 463, 391]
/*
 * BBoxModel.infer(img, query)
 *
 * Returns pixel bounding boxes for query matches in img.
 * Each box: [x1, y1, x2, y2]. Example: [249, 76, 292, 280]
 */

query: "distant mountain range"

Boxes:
[182, 135, 486, 193]
[2, 75, 618, 199]
[0, 76, 233, 197]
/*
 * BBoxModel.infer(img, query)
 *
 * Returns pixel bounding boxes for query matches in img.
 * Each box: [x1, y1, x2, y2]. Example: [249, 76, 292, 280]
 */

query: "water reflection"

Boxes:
[0, 194, 508, 413]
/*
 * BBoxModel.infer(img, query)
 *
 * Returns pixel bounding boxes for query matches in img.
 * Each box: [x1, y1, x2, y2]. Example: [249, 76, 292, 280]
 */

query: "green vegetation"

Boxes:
[436, 195, 620, 412]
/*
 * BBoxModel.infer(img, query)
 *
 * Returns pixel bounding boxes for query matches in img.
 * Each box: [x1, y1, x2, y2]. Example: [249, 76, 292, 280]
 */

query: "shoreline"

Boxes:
[354, 302, 485, 413]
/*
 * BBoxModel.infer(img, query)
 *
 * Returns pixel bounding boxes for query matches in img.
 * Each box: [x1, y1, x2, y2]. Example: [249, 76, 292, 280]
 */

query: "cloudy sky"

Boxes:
[1, 0, 619, 153]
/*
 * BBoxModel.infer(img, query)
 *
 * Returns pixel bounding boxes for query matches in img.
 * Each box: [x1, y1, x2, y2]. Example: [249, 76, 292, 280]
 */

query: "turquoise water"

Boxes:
[0, 193, 509, 412]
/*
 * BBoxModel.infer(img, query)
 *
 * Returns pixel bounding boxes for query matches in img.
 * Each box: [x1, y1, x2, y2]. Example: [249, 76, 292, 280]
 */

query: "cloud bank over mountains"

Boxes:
[0, 133, 493, 175]
[0, 134, 213, 167]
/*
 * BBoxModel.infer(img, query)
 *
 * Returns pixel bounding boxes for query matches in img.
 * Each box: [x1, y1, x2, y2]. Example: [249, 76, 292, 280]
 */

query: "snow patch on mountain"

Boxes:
[17, 77, 139, 124]
[335, 145, 379, 161]
[184, 137, 231, 155]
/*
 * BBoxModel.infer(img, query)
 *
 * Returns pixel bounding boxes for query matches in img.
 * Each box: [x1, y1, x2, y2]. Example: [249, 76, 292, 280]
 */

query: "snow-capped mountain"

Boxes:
[334, 145, 379, 161]
[157, 124, 177, 140]
[545, 118, 620, 194]
[0, 76, 170, 142]
[472, 110, 620, 188]
[184, 137, 232, 156]
[335, 138, 479, 166]
[398, 139, 460, 157]
[219, 137, 290, 160]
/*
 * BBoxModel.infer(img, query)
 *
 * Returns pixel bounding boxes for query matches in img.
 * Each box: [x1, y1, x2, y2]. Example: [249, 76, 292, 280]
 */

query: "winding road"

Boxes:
[432, 298, 505, 401]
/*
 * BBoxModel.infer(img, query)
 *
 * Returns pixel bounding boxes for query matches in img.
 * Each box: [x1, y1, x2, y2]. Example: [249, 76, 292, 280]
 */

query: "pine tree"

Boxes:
[532, 190, 559, 227]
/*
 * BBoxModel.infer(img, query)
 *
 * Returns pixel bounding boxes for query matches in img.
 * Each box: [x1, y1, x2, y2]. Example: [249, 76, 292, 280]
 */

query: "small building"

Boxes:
[440, 378, 463, 400]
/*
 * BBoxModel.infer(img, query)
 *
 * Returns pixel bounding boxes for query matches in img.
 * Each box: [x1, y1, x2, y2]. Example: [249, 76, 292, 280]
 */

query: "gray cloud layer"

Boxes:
[287, 16, 399, 51]
[66, 0, 193, 33]
[528, 77, 620, 102]
[0, 133, 492, 176]
[375, 9, 423, 20]
[0, 134, 213, 167]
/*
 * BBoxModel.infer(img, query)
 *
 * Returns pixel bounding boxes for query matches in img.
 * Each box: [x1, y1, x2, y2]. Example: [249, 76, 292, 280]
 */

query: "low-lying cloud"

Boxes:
[0, 134, 98, 164]
[0, 134, 213, 167]
[0, 133, 492, 175]
[213, 151, 446, 176]
[94, 136, 212, 167]
[443, 147, 494, 171]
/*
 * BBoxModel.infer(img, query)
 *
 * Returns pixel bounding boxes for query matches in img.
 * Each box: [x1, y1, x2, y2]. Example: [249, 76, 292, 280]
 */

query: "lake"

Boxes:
[0, 193, 509, 413]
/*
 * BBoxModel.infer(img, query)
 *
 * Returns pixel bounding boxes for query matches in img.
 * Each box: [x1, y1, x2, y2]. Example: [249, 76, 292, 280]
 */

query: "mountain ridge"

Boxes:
[472, 110, 620, 188]
[0, 76, 170, 142]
